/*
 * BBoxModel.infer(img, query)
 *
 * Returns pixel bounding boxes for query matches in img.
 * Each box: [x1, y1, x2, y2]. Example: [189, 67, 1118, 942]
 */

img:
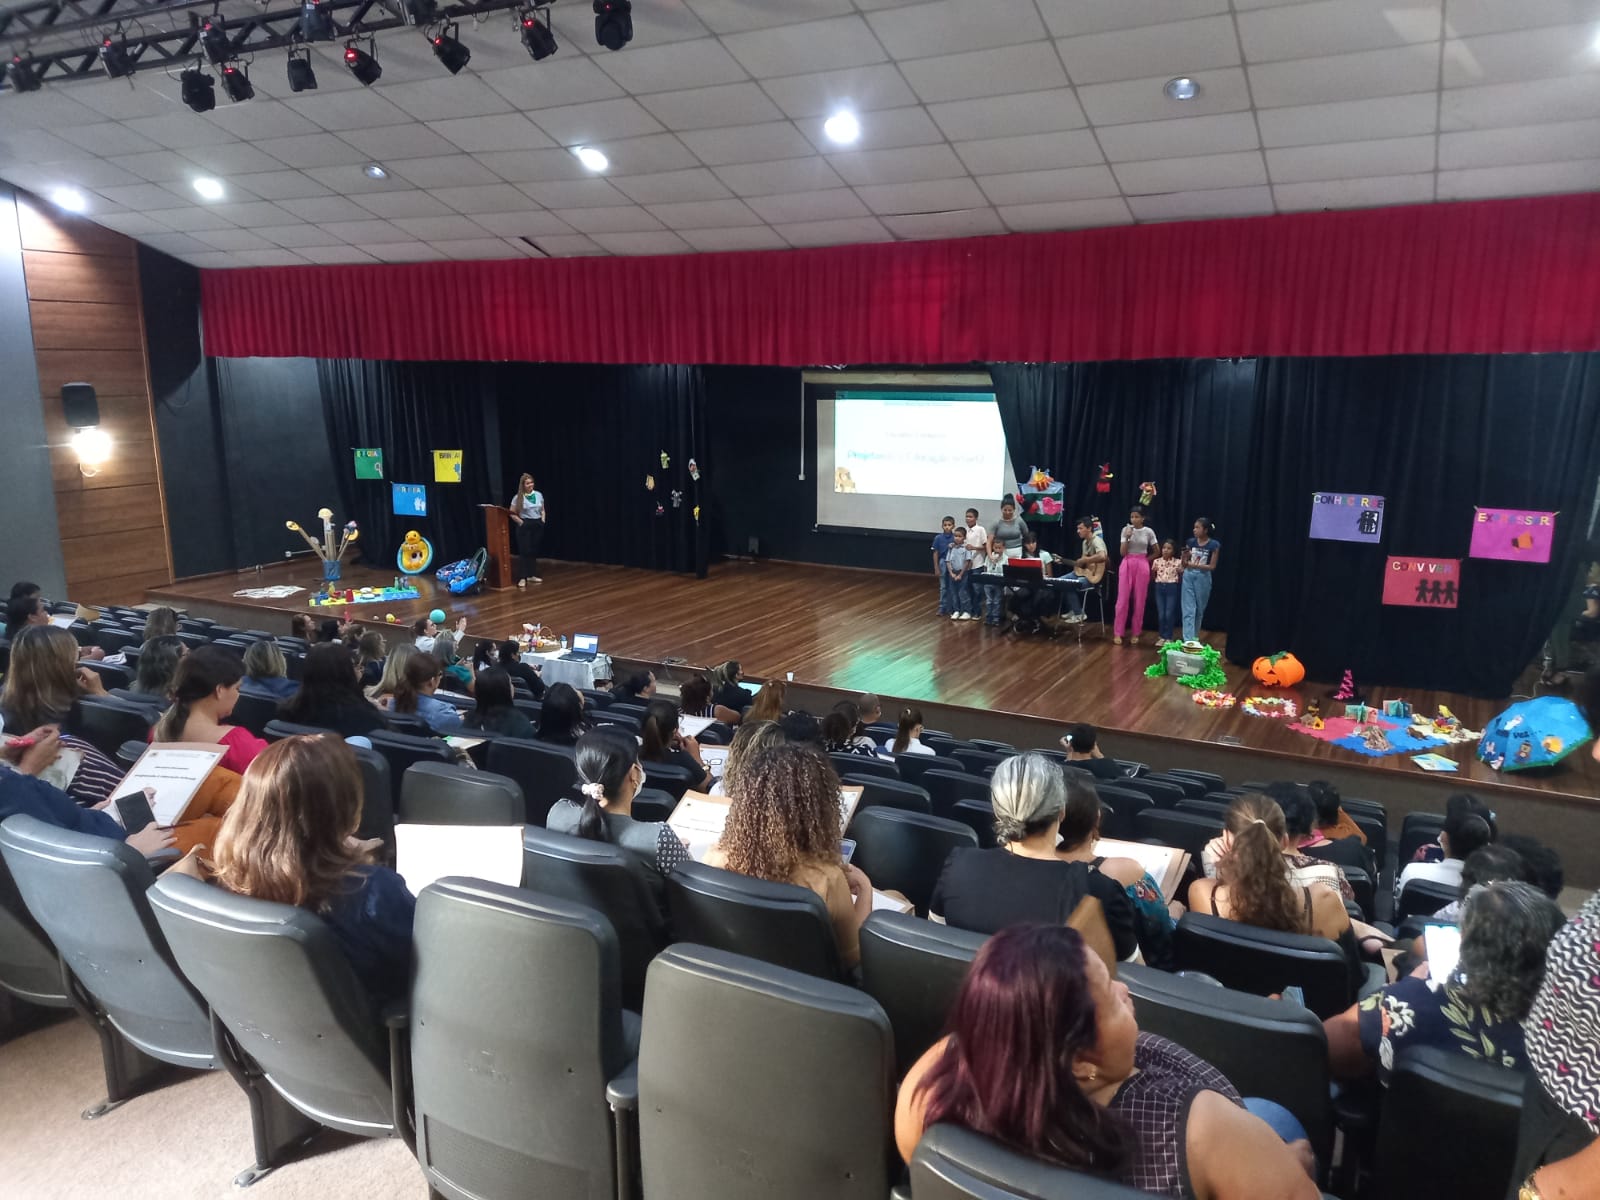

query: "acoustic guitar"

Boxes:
[1072, 539, 1107, 586]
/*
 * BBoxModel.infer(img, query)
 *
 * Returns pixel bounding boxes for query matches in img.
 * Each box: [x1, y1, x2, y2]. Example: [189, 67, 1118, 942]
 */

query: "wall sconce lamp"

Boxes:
[62, 382, 111, 477]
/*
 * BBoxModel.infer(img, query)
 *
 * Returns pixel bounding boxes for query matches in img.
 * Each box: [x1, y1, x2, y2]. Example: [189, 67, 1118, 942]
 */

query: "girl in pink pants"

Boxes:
[1115, 507, 1158, 645]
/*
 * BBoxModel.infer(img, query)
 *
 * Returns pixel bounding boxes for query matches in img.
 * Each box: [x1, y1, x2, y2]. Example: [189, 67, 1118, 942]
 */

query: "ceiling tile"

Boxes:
[771, 216, 892, 246]
[1114, 151, 1268, 195]
[98, 183, 196, 209]
[1258, 93, 1438, 148]
[472, 149, 592, 183]
[352, 190, 457, 219]
[866, 0, 1046, 59]
[277, 195, 380, 222]
[207, 201, 299, 226]
[203, 101, 324, 141]
[230, 171, 335, 200]
[378, 78, 515, 123]
[1036, 0, 1229, 38]
[1057, 16, 1242, 87]
[685, 0, 853, 35]
[1128, 185, 1276, 221]
[677, 225, 791, 251]
[192, 229, 276, 251]
[0, 89, 120, 130]
[1096, 113, 1260, 163]
[323, 219, 409, 242]
[254, 133, 368, 169]
[642, 198, 765, 229]
[976, 165, 1122, 206]
[388, 155, 505, 189]
[179, 252, 246, 269]
[424, 184, 540, 214]
[92, 213, 172, 237]
[528, 97, 666, 147]
[1273, 174, 1436, 211]
[230, 249, 309, 267]
[140, 233, 216, 257]
[302, 164, 412, 194]
[997, 197, 1134, 231]
[361, 242, 443, 263]
[760, 64, 919, 119]
[1441, 75, 1600, 130]
[1237, 0, 1442, 63]
[469, 211, 579, 237]
[531, 234, 607, 257]
[553, 206, 668, 234]
[712, 156, 848, 196]
[386, 215, 492, 241]
[55, 124, 165, 158]
[610, 168, 734, 204]
[180, 143, 292, 176]
[1437, 157, 1600, 200]
[1266, 136, 1435, 184]
[880, 208, 1009, 240]
[0, 129, 106, 164]
[745, 188, 871, 223]
[927, 90, 1088, 141]
[827, 144, 968, 186]
[281, 91, 415, 133]
[596, 134, 701, 175]
[953, 131, 1106, 175]
[256, 224, 347, 248]
[105, 151, 197, 183]
[594, 37, 749, 93]
[146, 207, 236, 232]
[1077, 68, 1252, 126]
[1443, 25, 1600, 88]
[855, 177, 990, 215]
[295, 246, 381, 264]
[647, 83, 785, 131]
[479, 59, 628, 111]
[796, 106, 946, 153]
[1439, 118, 1600, 169]
[337, 125, 461, 162]
[590, 232, 694, 255]
[427, 114, 557, 153]
[518, 179, 634, 207]
[722, 16, 887, 78]
[1442, 0, 1600, 37]
[47, 160, 145, 190]
[54, 80, 176, 122]
[679, 121, 818, 166]
[899, 43, 1070, 105]
[428, 239, 522, 261]
[1248, 44, 1440, 109]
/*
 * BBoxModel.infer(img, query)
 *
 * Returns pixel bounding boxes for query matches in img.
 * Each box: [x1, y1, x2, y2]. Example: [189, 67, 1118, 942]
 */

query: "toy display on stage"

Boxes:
[286, 508, 359, 582]
[1478, 696, 1592, 772]
[311, 580, 421, 607]
[397, 530, 435, 575]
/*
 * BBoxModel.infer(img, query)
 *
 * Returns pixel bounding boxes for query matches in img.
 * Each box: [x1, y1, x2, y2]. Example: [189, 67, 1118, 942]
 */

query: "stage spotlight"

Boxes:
[593, 0, 632, 51]
[430, 22, 471, 74]
[50, 187, 88, 213]
[180, 66, 215, 112]
[287, 47, 317, 91]
[6, 55, 44, 92]
[343, 41, 382, 85]
[99, 38, 136, 79]
[299, 0, 336, 42]
[198, 19, 231, 65]
[220, 61, 254, 102]
[520, 9, 557, 60]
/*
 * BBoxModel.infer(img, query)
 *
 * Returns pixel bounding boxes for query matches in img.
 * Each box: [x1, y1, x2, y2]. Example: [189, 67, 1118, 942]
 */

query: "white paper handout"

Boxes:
[1093, 837, 1190, 903]
[395, 823, 525, 897]
[679, 715, 715, 738]
[871, 889, 913, 913]
[699, 745, 730, 779]
[667, 792, 730, 861]
[111, 744, 227, 827]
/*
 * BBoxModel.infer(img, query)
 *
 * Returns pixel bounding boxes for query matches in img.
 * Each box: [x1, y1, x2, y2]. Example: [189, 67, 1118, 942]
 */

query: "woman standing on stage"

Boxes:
[510, 472, 546, 587]
[1180, 518, 1221, 642]
[1114, 506, 1157, 646]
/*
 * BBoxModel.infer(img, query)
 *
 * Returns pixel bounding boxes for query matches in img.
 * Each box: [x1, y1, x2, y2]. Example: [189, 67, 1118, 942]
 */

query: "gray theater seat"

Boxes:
[847, 808, 977, 917]
[397, 762, 524, 826]
[486, 737, 580, 827]
[1373, 1047, 1524, 1200]
[858, 911, 983, 1079]
[910, 1124, 1154, 1199]
[665, 862, 845, 983]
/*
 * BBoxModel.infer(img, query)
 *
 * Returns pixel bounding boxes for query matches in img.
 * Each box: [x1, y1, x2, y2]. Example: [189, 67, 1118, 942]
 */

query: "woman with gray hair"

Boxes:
[1322, 880, 1566, 1085]
[928, 752, 1137, 961]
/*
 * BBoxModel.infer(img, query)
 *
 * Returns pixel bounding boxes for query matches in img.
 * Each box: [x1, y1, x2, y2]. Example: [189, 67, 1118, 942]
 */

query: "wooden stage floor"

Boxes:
[146, 558, 1599, 810]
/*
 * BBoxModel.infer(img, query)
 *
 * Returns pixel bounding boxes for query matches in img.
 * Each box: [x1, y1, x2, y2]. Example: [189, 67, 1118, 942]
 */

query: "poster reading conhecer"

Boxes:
[1309, 492, 1384, 543]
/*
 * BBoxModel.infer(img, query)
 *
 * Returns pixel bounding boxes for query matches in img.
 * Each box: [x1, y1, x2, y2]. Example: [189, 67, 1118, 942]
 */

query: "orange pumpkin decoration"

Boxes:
[1252, 651, 1305, 688]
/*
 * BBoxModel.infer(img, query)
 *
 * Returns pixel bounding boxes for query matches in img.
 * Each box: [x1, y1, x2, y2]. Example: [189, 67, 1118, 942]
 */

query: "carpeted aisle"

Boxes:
[0, 1015, 426, 1199]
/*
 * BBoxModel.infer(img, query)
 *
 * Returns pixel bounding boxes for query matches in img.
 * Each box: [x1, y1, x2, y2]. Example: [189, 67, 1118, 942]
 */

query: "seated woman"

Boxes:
[710, 719, 785, 798]
[1202, 790, 1355, 903]
[498, 639, 545, 700]
[123, 635, 185, 707]
[460, 668, 533, 739]
[240, 639, 298, 702]
[153, 645, 269, 775]
[0, 725, 175, 856]
[142, 606, 178, 642]
[1324, 881, 1565, 1086]
[895, 924, 1320, 1199]
[889, 707, 935, 757]
[705, 743, 874, 970]
[355, 631, 387, 690]
[1397, 803, 1494, 898]
[1271, 784, 1364, 894]
[930, 753, 1137, 962]
[365, 642, 416, 707]
[534, 683, 588, 746]
[205, 735, 413, 1006]
[609, 670, 655, 703]
[1054, 771, 1177, 970]
[678, 675, 742, 727]
[546, 727, 690, 902]
[388, 653, 464, 736]
[821, 699, 879, 757]
[708, 660, 752, 723]
[0, 625, 129, 807]
[1306, 780, 1366, 846]
[640, 698, 712, 792]
[277, 644, 386, 739]
[289, 613, 316, 643]
[1406, 792, 1496, 867]
[745, 679, 788, 725]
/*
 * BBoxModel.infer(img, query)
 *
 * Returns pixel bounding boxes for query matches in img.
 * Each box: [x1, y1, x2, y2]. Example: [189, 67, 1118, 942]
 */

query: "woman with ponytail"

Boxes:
[639, 697, 711, 791]
[708, 660, 753, 722]
[546, 727, 689, 900]
[152, 645, 267, 775]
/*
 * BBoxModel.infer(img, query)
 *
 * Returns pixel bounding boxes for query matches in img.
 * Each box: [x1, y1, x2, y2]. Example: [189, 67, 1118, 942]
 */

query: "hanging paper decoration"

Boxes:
[1382, 557, 1460, 608]
[1310, 493, 1385, 543]
[688, 458, 700, 481]
[645, 474, 656, 491]
[432, 449, 462, 483]
[1016, 466, 1064, 522]
[1138, 481, 1157, 506]
[693, 504, 701, 522]
[1096, 463, 1113, 494]
[1469, 508, 1557, 563]
[654, 503, 664, 517]
[660, 451, 670, 469]
[670, 489, 683, 508]
[354, 448, 384, 479]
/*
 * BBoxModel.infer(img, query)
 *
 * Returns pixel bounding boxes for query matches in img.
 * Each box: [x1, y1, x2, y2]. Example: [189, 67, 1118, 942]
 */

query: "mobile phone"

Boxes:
[840, 838, 856, 866]
[1424, 923, 1462, 984]
[1280, 985, 1305, 1008]
[112, 789, 156, 834]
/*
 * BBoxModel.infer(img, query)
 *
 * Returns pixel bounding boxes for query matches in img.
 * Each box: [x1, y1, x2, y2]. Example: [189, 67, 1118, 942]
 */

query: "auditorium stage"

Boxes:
[146, 558, 1598, 809]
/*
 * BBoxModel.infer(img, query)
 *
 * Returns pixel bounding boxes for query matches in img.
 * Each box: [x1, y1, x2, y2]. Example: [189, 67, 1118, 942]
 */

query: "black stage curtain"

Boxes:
[990, 360, 1259, 630]
[1228, 355, 1600, 697]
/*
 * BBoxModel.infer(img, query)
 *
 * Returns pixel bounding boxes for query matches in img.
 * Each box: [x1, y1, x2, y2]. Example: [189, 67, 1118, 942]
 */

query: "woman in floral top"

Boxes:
[1321, 881, 1565, 1085]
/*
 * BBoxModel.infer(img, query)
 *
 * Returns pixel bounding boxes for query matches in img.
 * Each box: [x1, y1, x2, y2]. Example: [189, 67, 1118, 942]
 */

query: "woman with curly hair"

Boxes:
[710, 719, 785, 798]
[704, 742, 874, 968]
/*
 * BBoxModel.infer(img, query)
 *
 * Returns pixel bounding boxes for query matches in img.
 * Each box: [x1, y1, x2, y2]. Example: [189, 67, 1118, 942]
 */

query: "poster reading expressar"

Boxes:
[1469, 508, 1556, 563]
[1382, 557, 1460, 609]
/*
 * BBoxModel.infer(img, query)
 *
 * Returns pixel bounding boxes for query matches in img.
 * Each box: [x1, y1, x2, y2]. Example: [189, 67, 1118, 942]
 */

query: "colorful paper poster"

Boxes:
[1309, 492, 1384, 543]
[354, 448, 383, 479]
[392, 483, 427, 517]
[432, 449, 462, 484]
[1382, 556, 1460, 608]
[1469, 508, 1556, 563]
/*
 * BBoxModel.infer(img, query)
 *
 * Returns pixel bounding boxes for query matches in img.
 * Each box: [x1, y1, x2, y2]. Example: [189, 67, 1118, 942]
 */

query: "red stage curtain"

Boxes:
[200, 192, 1600, 364]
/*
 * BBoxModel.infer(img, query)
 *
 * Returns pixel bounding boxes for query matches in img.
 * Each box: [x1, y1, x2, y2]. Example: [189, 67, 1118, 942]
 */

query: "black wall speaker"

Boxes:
[61, 382, 99, 428]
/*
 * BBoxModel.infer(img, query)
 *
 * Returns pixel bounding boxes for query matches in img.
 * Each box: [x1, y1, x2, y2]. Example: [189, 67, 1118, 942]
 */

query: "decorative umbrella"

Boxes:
[1476, 696, 1593, 772]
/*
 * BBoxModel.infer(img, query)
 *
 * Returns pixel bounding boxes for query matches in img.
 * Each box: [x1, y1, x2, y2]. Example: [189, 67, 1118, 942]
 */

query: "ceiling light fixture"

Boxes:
[364, 162, 388, 179]
[192, 175, 225, 200]
[180, 65, 215, 111]
[1164, 76, 1199, 101]
[220, 60, 254, 102]
[298, 0, 336, 42]
[6, 55, 44, 92]
[823, 110, 860, 145]
[520, 7, 558, 60]
[573, 145, 608, 172]
[99, 36, 136, 78]
[198, 18, 231, 65]
[287, 45, 317, 91]
[430, 20, 471, 74]
[50, 187, 88, 214]
[343, 39, 382, 85]
[70, 428, 113, 476]
[593, 0, 632, 51]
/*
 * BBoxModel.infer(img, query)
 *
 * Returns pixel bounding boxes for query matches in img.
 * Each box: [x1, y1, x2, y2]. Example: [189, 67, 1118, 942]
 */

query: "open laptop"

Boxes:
[561, 633, 600, 662]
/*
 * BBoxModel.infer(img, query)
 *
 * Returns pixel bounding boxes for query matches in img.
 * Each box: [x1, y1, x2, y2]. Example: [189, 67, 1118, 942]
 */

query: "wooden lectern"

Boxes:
[479, 504, 515, 590]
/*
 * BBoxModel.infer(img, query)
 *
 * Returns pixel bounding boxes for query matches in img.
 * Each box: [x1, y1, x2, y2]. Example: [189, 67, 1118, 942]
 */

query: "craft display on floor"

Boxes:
[286, 508, 359, 583]
[1287, 700, 1448, 759]
[1145, 640, 1227, 690]
[1408, 706, 1480, 745]
[397, 530, 435, 575]
[1331, 669, 1361, 702]
[1382, 556, 1460, 608]
[1412, 753, 1460, 772]
[1242, 696, 1298, 720]
[1251, 651, 1304, 688]
[1309, 492, 1385, 543]
[312, 583, 419, 607]
[1192, 689, 1236, 708]
[1470, 508, 1557, 563]
[1477, 696, 1593, 772]
[230, 585, 305, 599]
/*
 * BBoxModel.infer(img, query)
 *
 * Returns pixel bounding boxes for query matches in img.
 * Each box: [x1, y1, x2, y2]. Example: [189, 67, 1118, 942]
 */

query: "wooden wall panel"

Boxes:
[18, 195, 172, 605]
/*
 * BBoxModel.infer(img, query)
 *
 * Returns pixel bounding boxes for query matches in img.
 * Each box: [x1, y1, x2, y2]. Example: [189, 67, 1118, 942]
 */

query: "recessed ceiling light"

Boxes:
[192, 176, 225, 200]
[1164, 76, 1199, 101]
[573, 145, 609, 172]
[50, 187, 87, 214]
[823, 110, 861, 145]
[364, 163, 388, 179]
